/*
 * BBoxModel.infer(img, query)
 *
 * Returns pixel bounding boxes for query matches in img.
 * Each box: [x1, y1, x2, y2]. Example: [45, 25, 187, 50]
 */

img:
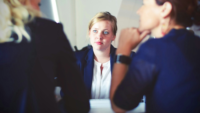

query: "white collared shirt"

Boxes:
[91, 60, 111, 99]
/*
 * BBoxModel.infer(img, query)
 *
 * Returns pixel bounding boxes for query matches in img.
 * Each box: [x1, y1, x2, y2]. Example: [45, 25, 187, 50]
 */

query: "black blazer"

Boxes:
[75, 45, 135, 98]
[0, 18, 90, 113]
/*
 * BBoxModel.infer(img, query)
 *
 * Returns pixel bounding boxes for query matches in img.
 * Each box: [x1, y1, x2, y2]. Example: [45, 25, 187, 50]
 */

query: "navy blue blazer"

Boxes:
[113, 29, 200, 113]
[75, 45, 135, 98]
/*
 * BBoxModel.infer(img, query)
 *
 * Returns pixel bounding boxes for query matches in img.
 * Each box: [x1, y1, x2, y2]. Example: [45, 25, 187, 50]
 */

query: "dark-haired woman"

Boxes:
[110, 0, 200, 112]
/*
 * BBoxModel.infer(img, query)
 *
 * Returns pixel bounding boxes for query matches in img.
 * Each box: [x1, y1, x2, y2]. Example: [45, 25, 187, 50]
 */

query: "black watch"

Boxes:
[114, 54, 131, 65]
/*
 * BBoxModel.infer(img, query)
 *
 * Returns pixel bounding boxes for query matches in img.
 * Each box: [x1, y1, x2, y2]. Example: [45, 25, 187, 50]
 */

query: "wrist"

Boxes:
[114, 54, 131, 65]
[116, 46, 132, 56]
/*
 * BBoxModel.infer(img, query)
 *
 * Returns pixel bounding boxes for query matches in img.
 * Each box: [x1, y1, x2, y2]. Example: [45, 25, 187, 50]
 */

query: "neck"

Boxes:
[93, 47, 110, 64]
[151, 25, 163, 38]
[151, 24, 185, 38]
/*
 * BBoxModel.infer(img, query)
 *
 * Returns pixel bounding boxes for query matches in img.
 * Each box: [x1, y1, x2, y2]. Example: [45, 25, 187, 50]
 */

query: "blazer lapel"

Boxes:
[83, 48, 94, 98]
[83, 45, 116, 98]
[110, 45, 116, 74]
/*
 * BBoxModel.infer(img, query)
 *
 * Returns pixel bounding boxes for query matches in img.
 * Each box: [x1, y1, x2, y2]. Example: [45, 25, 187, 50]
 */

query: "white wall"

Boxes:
[46, 0, 147, 51]
[113, 0, 142, 47]
[40, 0, 54, 21]
[56, 0, 122, 50]
[56, 0, 76, 49]
[114, 0, 150, 52]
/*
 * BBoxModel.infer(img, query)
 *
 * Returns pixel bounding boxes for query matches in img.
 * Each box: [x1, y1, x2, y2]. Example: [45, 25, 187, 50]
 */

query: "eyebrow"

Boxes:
[93, 28, 109, 31]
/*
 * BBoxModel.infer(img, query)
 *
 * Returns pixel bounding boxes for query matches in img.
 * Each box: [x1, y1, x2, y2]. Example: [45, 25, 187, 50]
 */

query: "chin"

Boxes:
[138, 27, 144, 32]
[93, 45, 103, 51]
[138, 25, 148, 32]
[138, 27, 150, 33]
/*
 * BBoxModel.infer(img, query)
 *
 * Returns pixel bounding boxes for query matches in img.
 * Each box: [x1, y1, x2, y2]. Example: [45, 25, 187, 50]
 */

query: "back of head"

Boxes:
[88, 12, 117, 36]
[155, 0, 200, 27]
[0, 0, 41, 43]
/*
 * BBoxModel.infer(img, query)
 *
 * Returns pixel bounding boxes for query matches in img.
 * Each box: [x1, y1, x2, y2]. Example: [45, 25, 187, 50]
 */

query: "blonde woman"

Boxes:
[74, 12, 135, 99]
[0, 0, 89, 113]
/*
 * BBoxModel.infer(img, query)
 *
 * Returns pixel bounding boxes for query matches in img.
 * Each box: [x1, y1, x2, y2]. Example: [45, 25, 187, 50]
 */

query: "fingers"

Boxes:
[118, 27, 150, 49]
[140, 30, 150, 40]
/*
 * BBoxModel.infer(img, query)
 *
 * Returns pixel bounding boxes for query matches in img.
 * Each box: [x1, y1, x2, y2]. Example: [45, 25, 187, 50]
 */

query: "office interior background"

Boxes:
[40, 0, 148, 52]
[40, 0, 200, 52]
[40, 1, 146, 111]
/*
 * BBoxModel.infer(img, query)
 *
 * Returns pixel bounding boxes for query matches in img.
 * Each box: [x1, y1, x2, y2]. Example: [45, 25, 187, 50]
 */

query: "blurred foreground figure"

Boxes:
[110, 0, 200, 113]
[0, 0, 90, 113]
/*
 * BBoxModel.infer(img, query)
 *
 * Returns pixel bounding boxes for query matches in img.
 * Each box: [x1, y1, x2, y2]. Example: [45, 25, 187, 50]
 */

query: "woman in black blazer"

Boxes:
[0, 0, 89, 113]
[75, 12, 135, 99]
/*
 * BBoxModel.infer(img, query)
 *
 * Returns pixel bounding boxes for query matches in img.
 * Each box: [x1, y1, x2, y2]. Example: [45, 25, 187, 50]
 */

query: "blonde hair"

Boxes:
[88, 12, 117, 36]
[0, 0, 41, 43]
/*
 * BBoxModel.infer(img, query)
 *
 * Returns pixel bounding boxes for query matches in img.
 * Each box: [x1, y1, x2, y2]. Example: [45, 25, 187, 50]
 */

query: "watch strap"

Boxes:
[114, 54, 131, 65]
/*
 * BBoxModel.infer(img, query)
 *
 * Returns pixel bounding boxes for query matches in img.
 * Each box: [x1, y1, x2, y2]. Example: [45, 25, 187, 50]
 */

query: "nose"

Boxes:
[97, 32, 103, 40]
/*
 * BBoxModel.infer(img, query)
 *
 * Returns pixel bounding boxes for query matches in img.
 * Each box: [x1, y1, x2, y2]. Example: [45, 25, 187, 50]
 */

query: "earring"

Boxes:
[161, 24, 167, 36]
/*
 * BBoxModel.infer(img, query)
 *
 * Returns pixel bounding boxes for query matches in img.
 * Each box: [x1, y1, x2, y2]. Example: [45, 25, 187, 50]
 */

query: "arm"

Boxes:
[110, 48, 131, 113]
[110, 28, 149, 112]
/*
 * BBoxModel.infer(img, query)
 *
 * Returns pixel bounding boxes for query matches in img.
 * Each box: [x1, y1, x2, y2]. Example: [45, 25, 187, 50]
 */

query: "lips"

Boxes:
[95, 42, 103, 45]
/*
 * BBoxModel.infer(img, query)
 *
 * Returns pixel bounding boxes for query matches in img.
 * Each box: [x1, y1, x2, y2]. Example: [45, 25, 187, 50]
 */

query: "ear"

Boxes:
[161, 2, 172, 18]
[112, 35, 116, 41]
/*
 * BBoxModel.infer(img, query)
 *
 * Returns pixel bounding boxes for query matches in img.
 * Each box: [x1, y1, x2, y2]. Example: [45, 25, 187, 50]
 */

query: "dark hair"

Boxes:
[155, 0, 200, 27]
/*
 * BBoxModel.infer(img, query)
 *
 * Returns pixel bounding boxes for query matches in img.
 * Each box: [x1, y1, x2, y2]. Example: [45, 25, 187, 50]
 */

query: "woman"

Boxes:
[110, 0, 200, 112]
[75, 12, 135, 99]
[0, 0, 89, 113]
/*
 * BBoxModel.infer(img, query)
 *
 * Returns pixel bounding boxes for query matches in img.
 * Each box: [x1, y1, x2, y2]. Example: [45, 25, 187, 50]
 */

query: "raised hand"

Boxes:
[117, 28, 150, 55]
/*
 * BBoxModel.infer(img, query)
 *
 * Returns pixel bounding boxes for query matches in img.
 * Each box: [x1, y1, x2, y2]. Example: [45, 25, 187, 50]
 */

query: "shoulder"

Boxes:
[139, 38, 160, 53]
[27, 17, 73, 53]
[28, 17, 63, 32]
[133, 38, 159, 63]
[28, 17, 67, 42]
[33, 17, 62, 27]
[75, 46, 92, 62]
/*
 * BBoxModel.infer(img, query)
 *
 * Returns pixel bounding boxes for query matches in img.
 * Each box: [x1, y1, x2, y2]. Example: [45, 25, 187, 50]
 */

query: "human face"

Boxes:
[137, 0, 161, 32]
[89, 20, 116, 51]
[30, 0, 41, 11]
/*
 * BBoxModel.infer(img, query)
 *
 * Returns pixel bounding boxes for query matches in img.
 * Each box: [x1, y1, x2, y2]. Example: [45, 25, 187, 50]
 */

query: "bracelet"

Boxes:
[114, 54, 131, 65]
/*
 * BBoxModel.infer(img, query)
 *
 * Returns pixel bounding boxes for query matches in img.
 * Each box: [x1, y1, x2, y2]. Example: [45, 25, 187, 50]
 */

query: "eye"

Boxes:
[103, 31, 109, 35]
[38, 3, 41, 6]
[93, 30, 97, 33]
